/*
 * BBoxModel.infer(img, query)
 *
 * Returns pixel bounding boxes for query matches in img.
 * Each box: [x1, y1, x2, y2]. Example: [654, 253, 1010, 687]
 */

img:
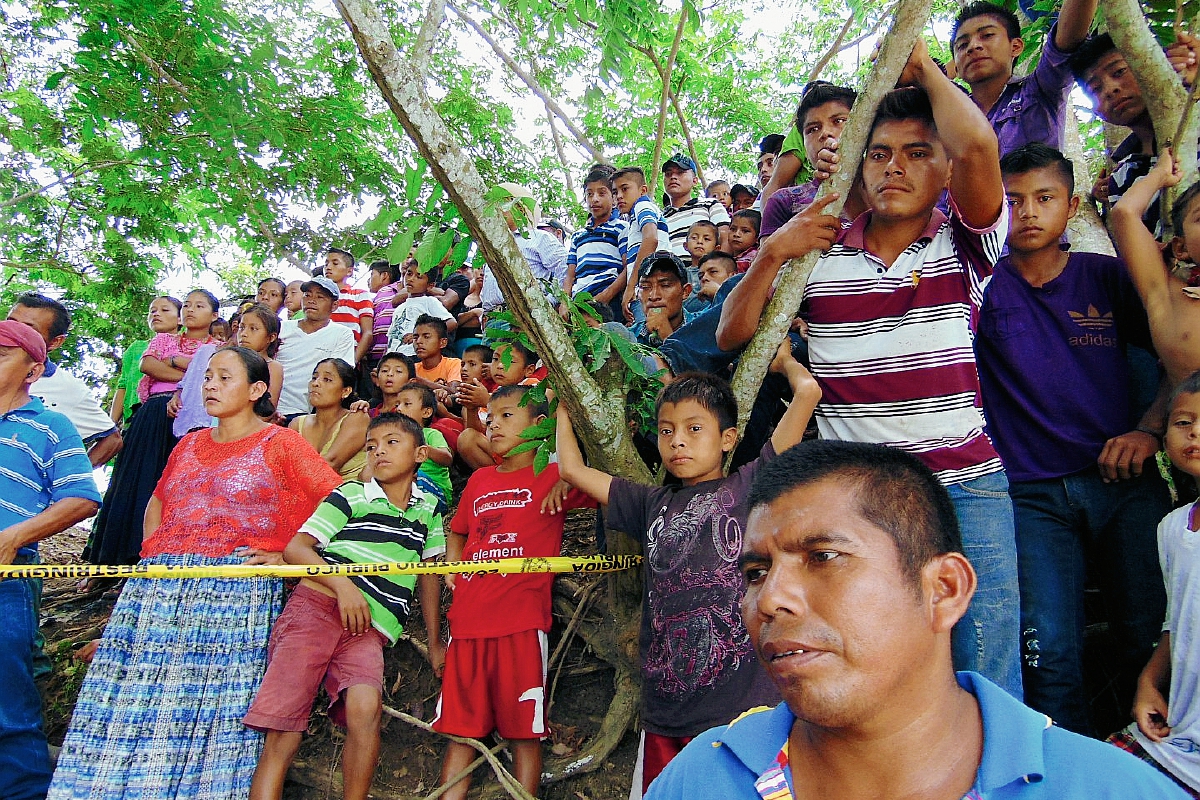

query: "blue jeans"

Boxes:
[0, 576, 52, 799]
[946, 470, 1023, 700]
[1010, 467, 1168, 735]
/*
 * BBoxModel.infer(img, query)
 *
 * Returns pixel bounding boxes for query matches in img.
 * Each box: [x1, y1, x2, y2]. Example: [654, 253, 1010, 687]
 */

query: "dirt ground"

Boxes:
[38, 512, 639, 800]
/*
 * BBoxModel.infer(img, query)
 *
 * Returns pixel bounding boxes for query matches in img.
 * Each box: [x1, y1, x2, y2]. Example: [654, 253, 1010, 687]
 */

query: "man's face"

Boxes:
[802, 101, 851, 169]
[0, 345, 40, 391]
[325, 252, 353, 284]
[1004, 166, 1077, 254]
[739, 478, 937, 729]
[303, 287, 335, 321]
[639, 269, 690, 320]
[663, 164, 696, 201]
[685, 226, 718, 261]
[614, 176, 645, 215]
[757, 152, 777, 186]
[585, 180, 616, 222]
[952, 15, 1023, 86]
[1082, 50, 1148, 127]
[862, 119, 950, 224]
[412, 324, 444, 361]
[7, 305, 61, 350]
[728, 216, 759, 256]
[698, 258, 737, 299]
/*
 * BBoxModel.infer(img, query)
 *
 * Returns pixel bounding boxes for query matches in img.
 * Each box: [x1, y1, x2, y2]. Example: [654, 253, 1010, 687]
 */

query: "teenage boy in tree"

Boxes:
[975, 143, 1171, 734]
[556, 351, 821, 795]
[324, 248, 375, 369]
[563, 165, 629, 315]
[719, 43, 1023, 698]
[245, 412, 445, 800]
[661, 153, 731, 283]
[435, 386, 595, 800]
[615, 167, 669, 324]
[454, 341, 540, 470]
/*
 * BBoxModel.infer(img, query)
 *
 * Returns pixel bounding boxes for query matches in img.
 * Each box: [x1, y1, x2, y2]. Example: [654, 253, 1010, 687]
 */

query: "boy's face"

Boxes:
[656, 398, 736, 484]
[732, 192, 756, 212]
[256, 281, 283, 311]
[490, 345, 534, 386]
[325, 252, 353, 284]
[404, 265, 432, 295]
[707, 183, 732, 210]
[365, 423, 425, 484]
[395, 389, 433, 425]
[486, 394, 540, 457]
[639, 269, 691, 319]
[757, 153, 777, 187]
[728, 216, 759, 255]
[698, 259, 737, 299]
[1172, 193, 1200, 266]
[412, 324, 446, 361]
[663, 164, 696, 200]
[952, 15, 1023, 86]
[284, 282, 303, 313]
[685, 226, 718, 261]
[1082, 50, 1147, 127]
[613, 175, 645, 215]
[376, 358, 412, 395]
[369, 268, 391, 292]
[585, 180, 616, 222]
[1004, 166, 1078, 254]
[862, 119, 950, 225]
[802, 101, 851, 168]
[461, 351, 489, 382]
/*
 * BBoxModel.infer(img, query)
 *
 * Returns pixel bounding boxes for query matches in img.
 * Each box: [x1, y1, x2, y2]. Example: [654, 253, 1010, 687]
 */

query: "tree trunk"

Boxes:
[728, 0, 935, 435]
[412, 0, 445, 74]
[1063, 105, 1116, 255]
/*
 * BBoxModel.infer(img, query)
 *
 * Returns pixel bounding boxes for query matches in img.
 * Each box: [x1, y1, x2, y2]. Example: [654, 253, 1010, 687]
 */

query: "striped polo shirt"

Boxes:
[331, 285, 374, 344]
[567, 210, 628, 297]
[662, 196, 731, 266]
[802, 202, 1008, 486]
[622, 195, 669, 273]
[300, 478, 445, 644]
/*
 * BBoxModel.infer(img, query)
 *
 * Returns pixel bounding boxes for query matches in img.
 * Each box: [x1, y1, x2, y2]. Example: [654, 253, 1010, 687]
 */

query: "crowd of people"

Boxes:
[8, 1, 1200, 797]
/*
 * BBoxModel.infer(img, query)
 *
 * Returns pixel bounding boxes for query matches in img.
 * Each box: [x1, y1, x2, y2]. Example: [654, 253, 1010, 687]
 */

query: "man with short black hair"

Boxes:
[661, 153, 732, 283]
[276, 275, 356, 420]
[630, 253, 696, 348]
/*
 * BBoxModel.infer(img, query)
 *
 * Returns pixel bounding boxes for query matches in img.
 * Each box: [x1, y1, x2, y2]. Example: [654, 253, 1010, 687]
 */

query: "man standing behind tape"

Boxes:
[0, 320, 100, 800]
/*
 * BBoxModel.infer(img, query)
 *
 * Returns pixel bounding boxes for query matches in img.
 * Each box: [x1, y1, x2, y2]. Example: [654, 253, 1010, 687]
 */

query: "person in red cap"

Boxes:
[0, 319, 101, 799]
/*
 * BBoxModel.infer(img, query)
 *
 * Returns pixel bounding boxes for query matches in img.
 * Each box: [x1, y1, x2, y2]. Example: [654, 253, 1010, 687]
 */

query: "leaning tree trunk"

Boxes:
[1063, 104, 1116, 255]
[727, 0, 935, 436]
[332, 0, 651, 783]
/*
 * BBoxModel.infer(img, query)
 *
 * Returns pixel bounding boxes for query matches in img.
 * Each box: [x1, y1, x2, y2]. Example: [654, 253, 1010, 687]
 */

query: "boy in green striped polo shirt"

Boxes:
[245, 412, 446, 800]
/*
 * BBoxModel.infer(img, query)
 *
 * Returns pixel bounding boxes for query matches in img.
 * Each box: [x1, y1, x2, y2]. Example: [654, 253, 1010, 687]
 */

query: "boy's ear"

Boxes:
[522, 362, 537, 378]
[1067, 193, 1081, 220]
[1008, 36, 1025, 63]
[681, 281, 693, 299]
[414, 444, 429, 464]
[720, 426, 738, 453]
[1173, 235, 1192, 264]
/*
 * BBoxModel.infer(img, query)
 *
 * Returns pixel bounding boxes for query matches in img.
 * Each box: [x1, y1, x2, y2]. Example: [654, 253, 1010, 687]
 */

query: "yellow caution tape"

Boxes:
[0, 554, 641, 580]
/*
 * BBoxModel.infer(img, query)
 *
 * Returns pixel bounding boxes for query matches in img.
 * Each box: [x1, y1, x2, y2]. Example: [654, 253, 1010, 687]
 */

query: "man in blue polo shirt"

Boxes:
[0, 320, 101, 800]
[647, 440, 1187, 800]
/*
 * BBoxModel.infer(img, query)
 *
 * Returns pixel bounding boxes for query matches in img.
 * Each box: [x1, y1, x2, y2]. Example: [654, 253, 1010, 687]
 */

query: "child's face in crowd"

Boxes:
[707, 183, 732, 210]
[1081, 50, 1146, 127]
[412, 324, 445, 361]
[728, 216, 759, 256]
[585, 180, 617, 222]
[308, 361, 351, 409]
[303, 287, 335, 321]
[656, 398, 736, 484]
[284, 282, 304, 314]
[862, 119, 950, 224]
[663, 164, 696, 201]
[395, 389, 433, 426]
[732, 192, 756, 212]
[203, 350, 263, 419]
[490, 345, 535, 387]
[236, 313, 277, 355]
[404, 264, 433, 296]
[802, 101, 851, 169]
[1166, 391, 1200, 479]
[613, 175, 645, 215]
[486, 394, 539, 458]
[951, 15, 1022, 86]
[256, 282, 284, 312]
[369, 268, 392, 293]
[209, 320, 231, 342]
[685, 226, 718, 261]
[1004, 166, 1078, 255]
[1172, 194, 1200, 266]
[757, 153, 777, 187]
[461, 351, 490, 383]
[698, 258, 737, 300]
[148, 298, 181, 334]
[324, 252, 353, 285]
[639, 269, 691, 319]
[365, 424, 425, 484]
[182, 293, 217, 333]
[376, 358, 413, 396]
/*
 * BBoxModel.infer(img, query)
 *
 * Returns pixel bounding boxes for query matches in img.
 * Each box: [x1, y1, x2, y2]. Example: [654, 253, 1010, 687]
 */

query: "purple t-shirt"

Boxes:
[760, 180, 820, 239]
[605, 442, 781, 738]
[986, 22, 1074, 156]
[976, 251, 1153, 482]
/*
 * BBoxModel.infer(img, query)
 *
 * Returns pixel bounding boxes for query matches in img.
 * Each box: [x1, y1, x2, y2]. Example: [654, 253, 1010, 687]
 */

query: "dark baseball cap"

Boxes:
[638, 252, 689, 283]
[730, 183, 760, 200]
[662, 153, 697, 173]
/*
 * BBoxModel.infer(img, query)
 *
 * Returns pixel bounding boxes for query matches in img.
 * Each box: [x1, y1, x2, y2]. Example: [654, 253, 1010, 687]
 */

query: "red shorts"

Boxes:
[243, 584, 385, 732]
[432, 630, 548, 740]
[639, 731, 693, 794]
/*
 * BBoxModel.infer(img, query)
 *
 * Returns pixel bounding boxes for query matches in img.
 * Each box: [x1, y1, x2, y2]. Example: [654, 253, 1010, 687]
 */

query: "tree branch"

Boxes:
[648, 9, 689, 199]
[728, 0, 935, 437]
[806, 14, 856, 84]
[413, 0, 446, 74]
[124, 32, 190, 97]
[1, 161, 131, 209]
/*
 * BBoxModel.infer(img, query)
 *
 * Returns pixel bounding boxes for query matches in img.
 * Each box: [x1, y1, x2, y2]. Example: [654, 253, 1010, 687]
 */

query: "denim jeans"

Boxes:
[0, 576, 52, 799]
[946, 470, 1024, 700]
[1010, 466, 1169, 735]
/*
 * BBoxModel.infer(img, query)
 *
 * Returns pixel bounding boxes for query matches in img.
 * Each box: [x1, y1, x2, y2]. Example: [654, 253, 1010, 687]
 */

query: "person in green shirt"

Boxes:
[392, 382, 455, 513]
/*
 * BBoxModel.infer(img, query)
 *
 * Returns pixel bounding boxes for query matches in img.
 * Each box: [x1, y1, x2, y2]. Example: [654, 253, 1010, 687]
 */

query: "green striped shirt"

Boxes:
[300, 479, 445, 644]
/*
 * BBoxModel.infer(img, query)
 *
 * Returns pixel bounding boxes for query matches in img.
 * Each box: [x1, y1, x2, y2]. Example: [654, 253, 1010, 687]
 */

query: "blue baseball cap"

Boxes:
[662, 153, 697, 173]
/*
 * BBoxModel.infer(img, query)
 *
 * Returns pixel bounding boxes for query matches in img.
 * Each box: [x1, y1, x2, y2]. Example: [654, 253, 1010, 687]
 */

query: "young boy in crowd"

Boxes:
[1111, 372, 1200, 798]
[975, 143, 1170, 734]
[371, 352, 417, 414]
[324, 248, 375, 368]
[556, 350, 821, 795]
[729, 183, 758, 212]
[661, 153, 731, 283]
[564, 165, 629, 315]
[368, 260, 403, 369]
[435, 385, 596, 800]
[684, 220, 718, 269]
[455, 341, 540, 469]
[728, 209, 761, 272]
[685, 252, 738, 314]
[704, 179, 732, 212]
[246, 412, 445, 800]
[411, 315, 462, 388]
[387, 262, 456, 357]
[615, 166, 669, 324]
[284, 280, 305, 320]
[631, 253, 696, 349]
[391, 383, 455, 513]
[1112, 150, 1200, 387]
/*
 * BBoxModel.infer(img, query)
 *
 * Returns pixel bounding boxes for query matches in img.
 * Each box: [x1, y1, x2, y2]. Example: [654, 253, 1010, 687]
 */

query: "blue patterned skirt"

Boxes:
[49, 554, 283, 799]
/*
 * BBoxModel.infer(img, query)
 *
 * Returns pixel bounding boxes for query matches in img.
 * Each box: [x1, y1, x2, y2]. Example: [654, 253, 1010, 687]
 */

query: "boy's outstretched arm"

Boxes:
[284, 532, 373, 636]
[768, 340, 822, 454]
[1112, 150, 1181, 317]
[555, 403, 614, 505]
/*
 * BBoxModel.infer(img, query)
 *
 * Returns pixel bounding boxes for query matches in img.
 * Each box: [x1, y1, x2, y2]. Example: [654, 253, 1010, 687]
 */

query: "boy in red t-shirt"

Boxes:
[434, 385, 594, 800]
